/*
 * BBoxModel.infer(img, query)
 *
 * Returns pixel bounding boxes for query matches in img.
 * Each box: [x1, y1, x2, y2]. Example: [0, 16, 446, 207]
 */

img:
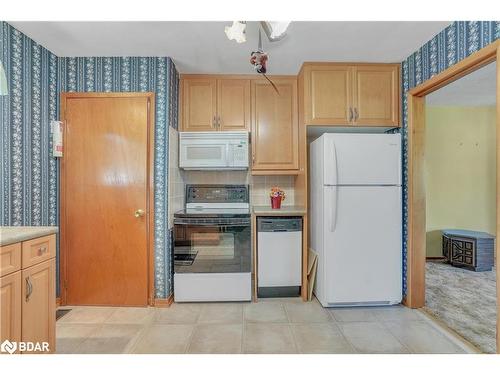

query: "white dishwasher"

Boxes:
[257, 217, 302, 297]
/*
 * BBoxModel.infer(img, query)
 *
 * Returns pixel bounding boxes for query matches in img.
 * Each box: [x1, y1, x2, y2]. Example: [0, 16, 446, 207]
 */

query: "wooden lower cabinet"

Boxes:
[0, 271, 22, 353]
[0, 234, 56, 354]
[21, 258, 56, 353]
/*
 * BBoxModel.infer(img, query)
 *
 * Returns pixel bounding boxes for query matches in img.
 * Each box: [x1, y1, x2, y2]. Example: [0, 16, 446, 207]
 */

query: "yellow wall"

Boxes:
[425, 106, 496, 257]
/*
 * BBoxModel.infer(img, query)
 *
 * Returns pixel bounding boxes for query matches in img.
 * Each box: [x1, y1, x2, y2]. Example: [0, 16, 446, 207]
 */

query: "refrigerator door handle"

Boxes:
[329, 186, 338, 232]
[326, 140, 338, 186]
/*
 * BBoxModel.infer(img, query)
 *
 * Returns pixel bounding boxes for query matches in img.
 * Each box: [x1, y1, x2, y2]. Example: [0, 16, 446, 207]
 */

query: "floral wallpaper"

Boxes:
[1, 22, 179, 299]
[1, 22, 59, 227]
[400, 21, 500, 295]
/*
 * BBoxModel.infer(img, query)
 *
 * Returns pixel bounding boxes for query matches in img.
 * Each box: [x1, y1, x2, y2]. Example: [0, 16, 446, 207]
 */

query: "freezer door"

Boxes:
[322, 133, 401, 186]
[322, 185, 402, 306]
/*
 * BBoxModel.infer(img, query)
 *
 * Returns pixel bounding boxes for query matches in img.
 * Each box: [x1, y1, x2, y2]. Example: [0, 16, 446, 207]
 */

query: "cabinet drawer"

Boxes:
[1, 242, 22, 277]
[22, 235, 56, 268]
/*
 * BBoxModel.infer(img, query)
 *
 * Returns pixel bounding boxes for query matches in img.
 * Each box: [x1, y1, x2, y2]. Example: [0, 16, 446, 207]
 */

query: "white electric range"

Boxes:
[173, 185, 251, 302]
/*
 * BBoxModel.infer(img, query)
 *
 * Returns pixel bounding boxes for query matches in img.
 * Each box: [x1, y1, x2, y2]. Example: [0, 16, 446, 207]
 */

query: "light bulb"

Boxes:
[225, 21, 247, 44]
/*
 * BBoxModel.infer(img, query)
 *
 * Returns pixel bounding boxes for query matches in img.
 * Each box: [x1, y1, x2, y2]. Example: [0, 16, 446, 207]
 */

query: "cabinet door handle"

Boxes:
[213, 116, 217, 128]
[349, 107, 353, 122]
[37, 246, 47, 256]
[217, 115, 221, 129]
[354, 108, 358, 121]
[25, 276, 33, 302]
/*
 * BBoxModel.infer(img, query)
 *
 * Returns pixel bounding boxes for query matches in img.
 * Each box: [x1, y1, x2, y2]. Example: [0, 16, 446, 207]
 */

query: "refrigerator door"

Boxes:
[322, 185, 402, 306]
[322, 133, 401, 186]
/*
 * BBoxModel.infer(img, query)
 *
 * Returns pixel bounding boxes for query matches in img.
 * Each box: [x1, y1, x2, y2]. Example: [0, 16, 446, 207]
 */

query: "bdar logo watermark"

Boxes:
[1, 340, 17, 354]
[1, 339, 49, 354]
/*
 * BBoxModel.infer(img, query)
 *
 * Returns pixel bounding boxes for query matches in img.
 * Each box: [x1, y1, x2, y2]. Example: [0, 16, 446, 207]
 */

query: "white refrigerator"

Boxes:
[310, 133, 402, 307]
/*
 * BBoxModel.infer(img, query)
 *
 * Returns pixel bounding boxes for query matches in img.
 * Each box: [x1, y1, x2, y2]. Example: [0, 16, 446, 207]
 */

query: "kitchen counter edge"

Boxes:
[252, 205, 306, 216]
[0, 226, 59, 246]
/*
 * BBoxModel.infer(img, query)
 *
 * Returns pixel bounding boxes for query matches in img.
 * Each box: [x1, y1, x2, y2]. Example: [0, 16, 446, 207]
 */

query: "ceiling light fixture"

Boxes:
[261, 21, 291, 42]
[225, 21, 247, 44]
[0, 61, 8, 95]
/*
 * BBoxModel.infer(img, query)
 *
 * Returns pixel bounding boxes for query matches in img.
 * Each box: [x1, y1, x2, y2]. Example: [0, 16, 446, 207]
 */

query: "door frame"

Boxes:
[405, 40, 499, 352]
[59, 92, 156, 306]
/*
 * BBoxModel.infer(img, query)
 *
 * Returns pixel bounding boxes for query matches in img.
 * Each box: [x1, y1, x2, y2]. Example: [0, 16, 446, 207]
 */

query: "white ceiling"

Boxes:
[9, 21, 451, 74]
[426, 62, 497, 106]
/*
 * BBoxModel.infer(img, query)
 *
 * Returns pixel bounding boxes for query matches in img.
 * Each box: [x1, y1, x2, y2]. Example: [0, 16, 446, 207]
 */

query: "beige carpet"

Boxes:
[425, 260, 496, 353]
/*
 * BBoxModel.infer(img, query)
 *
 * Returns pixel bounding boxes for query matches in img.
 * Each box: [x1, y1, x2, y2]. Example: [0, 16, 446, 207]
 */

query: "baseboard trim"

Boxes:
[56, 297, 61, 307]
[154, 295, 173, 307]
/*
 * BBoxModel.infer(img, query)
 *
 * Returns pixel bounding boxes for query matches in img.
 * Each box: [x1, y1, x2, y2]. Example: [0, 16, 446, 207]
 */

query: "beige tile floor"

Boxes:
[55, 298, 474, 354]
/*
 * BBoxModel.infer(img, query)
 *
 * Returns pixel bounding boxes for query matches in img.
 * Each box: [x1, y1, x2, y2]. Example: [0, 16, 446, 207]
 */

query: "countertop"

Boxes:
[252, 205, 306, 216]
[0, 226, 59, 246]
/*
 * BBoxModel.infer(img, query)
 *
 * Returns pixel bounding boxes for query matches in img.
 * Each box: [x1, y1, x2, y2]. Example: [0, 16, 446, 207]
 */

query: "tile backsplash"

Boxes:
[182, 171, 295, 207]
[248, 176, 295, 206]
[176, 171, 295, 207]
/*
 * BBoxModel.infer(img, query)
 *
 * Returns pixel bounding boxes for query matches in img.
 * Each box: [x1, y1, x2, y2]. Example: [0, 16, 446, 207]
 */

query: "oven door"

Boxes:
[173, 217, 251, 274]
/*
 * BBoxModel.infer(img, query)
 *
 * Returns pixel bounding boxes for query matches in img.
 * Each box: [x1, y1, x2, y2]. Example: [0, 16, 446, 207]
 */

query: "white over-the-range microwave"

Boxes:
[179, 131, 249, 170]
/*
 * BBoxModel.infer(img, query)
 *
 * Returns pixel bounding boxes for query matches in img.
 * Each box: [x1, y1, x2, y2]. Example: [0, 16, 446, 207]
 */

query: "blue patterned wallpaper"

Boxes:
[1, 22, 179, 299]
[0, 22, 59, 227]
[400, 21, 500, 295]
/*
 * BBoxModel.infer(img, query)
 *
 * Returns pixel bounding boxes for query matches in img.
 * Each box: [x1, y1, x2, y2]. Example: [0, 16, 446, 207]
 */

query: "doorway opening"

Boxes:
[406, 40, 499, 354]
[423, 62, 497, 353]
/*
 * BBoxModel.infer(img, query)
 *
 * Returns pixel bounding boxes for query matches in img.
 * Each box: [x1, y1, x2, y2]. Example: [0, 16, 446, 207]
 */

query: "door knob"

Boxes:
[134, 209, 145, 218]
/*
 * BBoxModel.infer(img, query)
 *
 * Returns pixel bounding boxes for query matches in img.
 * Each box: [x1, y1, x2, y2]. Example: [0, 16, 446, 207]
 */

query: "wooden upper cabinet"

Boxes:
[303, 63, 400, 127]
[353, 65, 399, 127]
[306, 65, 352, 125]
[182, 78, 217, 131]
[251, 78, 298, 171]
[217, 79, 250, 131]
[181, 77, 250, 131]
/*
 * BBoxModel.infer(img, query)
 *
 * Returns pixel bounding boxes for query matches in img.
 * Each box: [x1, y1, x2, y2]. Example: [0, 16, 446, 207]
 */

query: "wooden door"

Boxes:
[353, 65, 399, 127]
[61, 93, 153, 306]
[305, 65, 353, 125]
[251, 79, 298, 171]
[1, 271, 21, 351]
[22, 259, 55, 353]
[217, 79, 250, 131]
[182, 78, 217, 131]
